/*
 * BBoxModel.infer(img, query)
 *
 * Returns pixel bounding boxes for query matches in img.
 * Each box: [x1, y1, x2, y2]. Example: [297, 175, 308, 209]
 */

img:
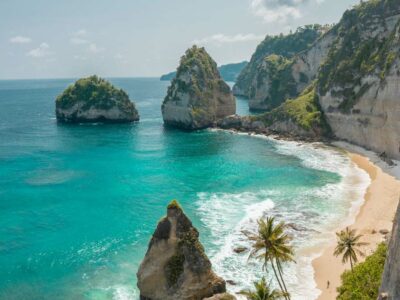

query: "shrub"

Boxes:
[337, 243, 387, 300]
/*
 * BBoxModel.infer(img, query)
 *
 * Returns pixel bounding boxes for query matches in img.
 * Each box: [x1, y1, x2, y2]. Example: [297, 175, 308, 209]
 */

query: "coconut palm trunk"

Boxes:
[276, 259, 290, 298]
[271, 260, 288, 300]
[349, 256, 353, 271]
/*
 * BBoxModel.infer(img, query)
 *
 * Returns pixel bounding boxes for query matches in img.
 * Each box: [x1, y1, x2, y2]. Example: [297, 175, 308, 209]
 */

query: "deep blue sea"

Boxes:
[0, 78, 369, 300]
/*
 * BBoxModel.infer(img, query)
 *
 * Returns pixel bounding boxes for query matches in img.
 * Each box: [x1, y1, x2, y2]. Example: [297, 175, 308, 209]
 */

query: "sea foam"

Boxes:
[196, 134, 370, 299]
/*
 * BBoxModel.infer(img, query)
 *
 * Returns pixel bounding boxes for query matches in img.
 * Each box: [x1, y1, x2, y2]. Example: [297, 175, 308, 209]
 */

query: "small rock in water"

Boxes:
[226, 280, 237, 286]
[233, 246, 248, 254]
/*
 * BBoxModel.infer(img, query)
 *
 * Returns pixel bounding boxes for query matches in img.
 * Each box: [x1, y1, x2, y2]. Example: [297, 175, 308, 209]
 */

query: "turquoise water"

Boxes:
[0, 78, 368, 299]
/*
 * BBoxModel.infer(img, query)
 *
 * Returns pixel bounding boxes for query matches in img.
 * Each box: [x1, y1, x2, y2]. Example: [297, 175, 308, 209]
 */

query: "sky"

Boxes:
[0, 0, 359, 79]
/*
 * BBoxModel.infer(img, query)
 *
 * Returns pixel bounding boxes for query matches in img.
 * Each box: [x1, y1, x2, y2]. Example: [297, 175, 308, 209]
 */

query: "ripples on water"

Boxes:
[0, 78, 369, 300]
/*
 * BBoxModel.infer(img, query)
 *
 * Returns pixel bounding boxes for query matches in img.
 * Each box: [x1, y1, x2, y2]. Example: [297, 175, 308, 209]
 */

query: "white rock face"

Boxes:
[291, 31, 336, 92]
[318, 11, 400, 160]
[55, 76, 139, 123]
[320, 70, 400, 159]
[56, 101, 139, 123]
[249, 31, 335, 111]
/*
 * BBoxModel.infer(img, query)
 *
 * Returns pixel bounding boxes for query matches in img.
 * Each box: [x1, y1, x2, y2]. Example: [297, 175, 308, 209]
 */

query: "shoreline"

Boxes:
[312, 147, 400, 300]
[213, 128, 400, 299]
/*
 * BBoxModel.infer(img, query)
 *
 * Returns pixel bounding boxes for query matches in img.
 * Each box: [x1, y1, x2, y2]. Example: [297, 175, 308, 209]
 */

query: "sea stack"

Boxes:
[161, 46, 235, 130]
[137, 200, 228, 300]
[55, 75, 139, 123]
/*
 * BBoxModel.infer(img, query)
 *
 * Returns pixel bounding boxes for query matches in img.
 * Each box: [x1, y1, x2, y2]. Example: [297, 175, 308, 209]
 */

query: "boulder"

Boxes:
[203, 293, 237, 300]
[55, 75, 139, 123]
[162, 46, 235, 130]
[137, 200, 226, 300]
[233, 246, 248, 254]
[217, 115, 243, 129]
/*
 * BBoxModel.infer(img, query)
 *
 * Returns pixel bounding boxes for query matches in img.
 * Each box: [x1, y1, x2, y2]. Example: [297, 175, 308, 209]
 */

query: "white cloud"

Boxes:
[88, 43, 104, 54]
[10, 36, 32, 44]
[75, 29, 87, 37]
[250, 0, 324, 23]
[193, 33, 265, 45]
[70, 29, 89, 45]
[26, 43, 51, 58]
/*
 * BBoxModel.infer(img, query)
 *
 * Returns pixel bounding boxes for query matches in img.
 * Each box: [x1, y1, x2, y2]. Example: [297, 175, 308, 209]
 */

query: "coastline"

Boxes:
[312, 144, 400, 300]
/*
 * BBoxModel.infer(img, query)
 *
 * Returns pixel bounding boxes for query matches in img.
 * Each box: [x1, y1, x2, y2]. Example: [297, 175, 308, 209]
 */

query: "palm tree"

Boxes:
[334, 227, 368, 271]
[245, 217, 295, 299]
[240, 277, 287, 300]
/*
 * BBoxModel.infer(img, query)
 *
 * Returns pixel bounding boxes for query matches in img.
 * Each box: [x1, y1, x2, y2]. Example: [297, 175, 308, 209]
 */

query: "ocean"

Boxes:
[0, 78, 369, 299]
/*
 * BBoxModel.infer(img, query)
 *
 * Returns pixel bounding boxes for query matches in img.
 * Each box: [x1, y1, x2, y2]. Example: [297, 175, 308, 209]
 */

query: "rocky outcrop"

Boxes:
[219, 85, 330, 140]
[379, 201, 400, 300]
[317, 0, 400, 160]
[161, 61, 248, 83]
[247, 28, 334, 111]
[217, 115, 268, 134]
[203, 293, 236, 300]
[233, 25, 326, 98]
[161, 46, 235, 130]
[137, 200, 226, 300]
[55, 75, 139, 123]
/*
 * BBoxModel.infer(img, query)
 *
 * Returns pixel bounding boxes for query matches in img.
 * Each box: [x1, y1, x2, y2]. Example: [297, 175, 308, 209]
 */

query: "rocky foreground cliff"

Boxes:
[379, 200, 400, 300]
[56, 75, 139, 123]
[137, 200, 234, 300]
[162, 46, 235, 130]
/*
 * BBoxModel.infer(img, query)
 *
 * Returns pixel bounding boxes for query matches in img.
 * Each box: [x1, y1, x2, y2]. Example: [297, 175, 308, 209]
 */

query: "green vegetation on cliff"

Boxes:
[56, 75, 132, 111]
[250, 54, 297, 110]
[318, 0, 400, 112]
[160, 61, 248, 82]
[337, 243, 387, 300]
[255, 84, 331, 136]
[234, 25, 329, 97]
[162, 45, 231, 112]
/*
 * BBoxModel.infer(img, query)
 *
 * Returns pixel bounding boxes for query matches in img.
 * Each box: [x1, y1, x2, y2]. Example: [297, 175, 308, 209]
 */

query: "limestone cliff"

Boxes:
[317, 0, 400, 160]
[55, 76, 139, 123]
[235, 0, 400, 158]
[379, 201, 400, 300]
[233, 25, 327, 99]
[247, 28, 333, 111]
[137, 200, 227, 300]
[161, 46, 235, 130]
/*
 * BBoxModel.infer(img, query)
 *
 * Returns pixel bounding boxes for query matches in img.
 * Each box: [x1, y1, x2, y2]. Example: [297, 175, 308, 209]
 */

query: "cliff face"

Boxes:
[233, 25, 325, 98]
[162, 46, 235, 130]
[379, 202, 400, 300]
[55, 76, 139, 123]
[236, 0, 400, 158]
[247, 27, 332, 111]
[137, 201, 227, 300]
[317, 0, 400, 159]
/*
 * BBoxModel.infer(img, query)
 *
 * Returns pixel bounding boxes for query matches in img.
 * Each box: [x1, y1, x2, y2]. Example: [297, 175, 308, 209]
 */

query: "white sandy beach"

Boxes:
[313, 142, 400, 300]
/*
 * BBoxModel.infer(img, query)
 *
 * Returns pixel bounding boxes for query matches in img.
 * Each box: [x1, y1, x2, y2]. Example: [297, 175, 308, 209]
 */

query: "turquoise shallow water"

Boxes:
[0, 78, 368, 299]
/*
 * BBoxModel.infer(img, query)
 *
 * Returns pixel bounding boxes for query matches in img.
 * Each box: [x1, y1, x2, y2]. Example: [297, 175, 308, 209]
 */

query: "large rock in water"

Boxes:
[55, 75, 139, 123]
[161, 46, 235, 130]
[137, 200, 227, 300]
